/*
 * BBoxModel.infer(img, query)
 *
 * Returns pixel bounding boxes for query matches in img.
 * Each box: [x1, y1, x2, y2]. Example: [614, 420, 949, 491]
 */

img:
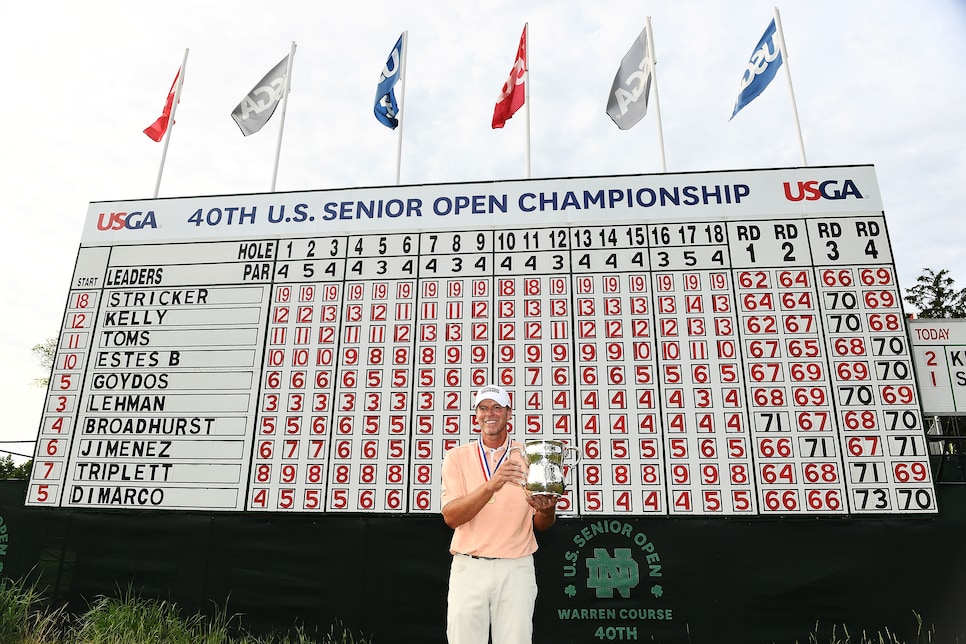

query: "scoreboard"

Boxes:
[908, 318, 966, 414]
[26, 166, 937, 515]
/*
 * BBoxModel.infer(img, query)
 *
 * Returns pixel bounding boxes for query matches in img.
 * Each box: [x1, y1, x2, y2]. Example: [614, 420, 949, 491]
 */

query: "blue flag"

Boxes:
[730, 19, 783, 120]
[374, 35, 404, 129]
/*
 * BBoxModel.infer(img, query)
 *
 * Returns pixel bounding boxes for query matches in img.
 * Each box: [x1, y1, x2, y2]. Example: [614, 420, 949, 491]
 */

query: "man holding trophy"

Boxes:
[441, 384, 559, 644]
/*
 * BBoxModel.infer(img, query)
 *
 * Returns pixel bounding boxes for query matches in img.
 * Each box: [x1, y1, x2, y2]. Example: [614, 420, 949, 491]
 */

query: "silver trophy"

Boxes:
[509, 440, 579, 496]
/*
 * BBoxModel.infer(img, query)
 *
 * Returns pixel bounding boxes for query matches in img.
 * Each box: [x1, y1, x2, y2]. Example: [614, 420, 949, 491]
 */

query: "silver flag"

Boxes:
[231, 55, 289, 136]
[606, 28, 652, 130]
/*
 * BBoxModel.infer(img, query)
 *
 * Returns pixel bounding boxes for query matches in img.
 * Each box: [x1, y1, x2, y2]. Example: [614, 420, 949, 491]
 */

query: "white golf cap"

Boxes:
[473, 384, 511, 408]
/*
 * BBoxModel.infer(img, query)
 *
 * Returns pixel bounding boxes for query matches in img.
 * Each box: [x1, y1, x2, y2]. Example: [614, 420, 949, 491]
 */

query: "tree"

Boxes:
[31, 337, 56, 387]
[903, 268, 966, 318]
[906, 269, 966, 474]
[0, 454, 31, 480]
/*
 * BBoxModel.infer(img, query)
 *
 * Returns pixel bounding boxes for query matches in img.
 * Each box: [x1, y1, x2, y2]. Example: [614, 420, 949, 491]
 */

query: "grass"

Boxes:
[0, 575, 956, 644]
[788, 613, 946, 644]
[0, 576, 65, 644]
[0, 576, 372, 644]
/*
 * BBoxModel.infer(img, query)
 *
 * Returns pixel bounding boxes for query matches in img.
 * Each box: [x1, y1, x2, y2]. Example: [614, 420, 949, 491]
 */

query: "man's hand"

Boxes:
[441, 455, 528, 529]
[493, 458, 528, 490]
[529, 493, 558, 531]
[526, 493, 557, 512]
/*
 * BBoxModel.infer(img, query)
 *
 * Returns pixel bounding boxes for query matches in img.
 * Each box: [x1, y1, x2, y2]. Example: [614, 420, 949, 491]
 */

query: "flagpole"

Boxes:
[394, 31, 409, 186]
[271, 41, 297, 191]
[772, 7, 807, 166]
[523, 22, 531, 179]
[644, 17, 667, 173]
[153, 48, 188, 198]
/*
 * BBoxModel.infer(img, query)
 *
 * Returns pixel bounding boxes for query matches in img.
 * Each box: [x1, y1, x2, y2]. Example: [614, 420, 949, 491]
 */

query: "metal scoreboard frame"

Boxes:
[27, 165, 938, 516]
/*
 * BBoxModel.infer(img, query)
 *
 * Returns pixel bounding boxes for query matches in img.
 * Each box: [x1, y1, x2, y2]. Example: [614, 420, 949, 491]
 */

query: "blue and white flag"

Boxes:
[730, 19, 783, 120]
[374, 34, 404, 129]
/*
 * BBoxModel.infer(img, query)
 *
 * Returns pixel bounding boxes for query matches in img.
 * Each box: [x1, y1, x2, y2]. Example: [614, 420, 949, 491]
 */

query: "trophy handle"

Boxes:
[558, 445, 579, 491]
[507, 445, 526, 463]
[564, 445, 580, 464]
[506, 445, 530, 489]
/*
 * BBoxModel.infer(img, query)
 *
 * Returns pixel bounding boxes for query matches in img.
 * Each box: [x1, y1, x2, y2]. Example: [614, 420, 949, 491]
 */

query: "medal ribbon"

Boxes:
[477, 435, 511, 481]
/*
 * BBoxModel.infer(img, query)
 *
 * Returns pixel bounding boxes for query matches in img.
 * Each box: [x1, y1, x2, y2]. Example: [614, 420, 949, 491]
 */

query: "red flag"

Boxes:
[143, 69, 180, 142]
[492, 25, 527, 129]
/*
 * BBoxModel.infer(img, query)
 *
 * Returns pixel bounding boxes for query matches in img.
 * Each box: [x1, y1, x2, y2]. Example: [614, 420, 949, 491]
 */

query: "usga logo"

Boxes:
[96, 211, 158, 231]
[783, 179, 863, 202]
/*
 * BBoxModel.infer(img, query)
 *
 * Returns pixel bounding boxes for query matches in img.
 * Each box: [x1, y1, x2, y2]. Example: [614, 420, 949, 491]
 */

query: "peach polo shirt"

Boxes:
[441, 437, 538, 559]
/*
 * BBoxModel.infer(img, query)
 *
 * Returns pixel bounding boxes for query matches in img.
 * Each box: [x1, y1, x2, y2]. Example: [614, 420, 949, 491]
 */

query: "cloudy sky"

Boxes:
[2, 0, 964, 457]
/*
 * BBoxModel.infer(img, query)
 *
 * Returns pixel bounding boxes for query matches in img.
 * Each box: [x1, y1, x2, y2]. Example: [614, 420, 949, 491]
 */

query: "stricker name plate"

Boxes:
[26, 166, 937, 515]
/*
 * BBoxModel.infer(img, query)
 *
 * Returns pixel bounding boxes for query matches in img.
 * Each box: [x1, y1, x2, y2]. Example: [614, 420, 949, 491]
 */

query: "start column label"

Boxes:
[60, 241, 273, 510]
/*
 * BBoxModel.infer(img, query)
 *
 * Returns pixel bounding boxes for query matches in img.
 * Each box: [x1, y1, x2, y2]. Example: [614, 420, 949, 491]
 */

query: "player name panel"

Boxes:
[28, 214, 936, 515]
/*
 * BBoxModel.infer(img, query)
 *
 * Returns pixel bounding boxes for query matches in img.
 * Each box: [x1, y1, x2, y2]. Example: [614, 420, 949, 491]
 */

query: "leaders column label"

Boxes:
[63, 241, 275, 510]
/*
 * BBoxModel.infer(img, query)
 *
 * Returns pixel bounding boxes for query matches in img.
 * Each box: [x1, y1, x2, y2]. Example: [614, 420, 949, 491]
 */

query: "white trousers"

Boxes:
[446, 554, 537, 644]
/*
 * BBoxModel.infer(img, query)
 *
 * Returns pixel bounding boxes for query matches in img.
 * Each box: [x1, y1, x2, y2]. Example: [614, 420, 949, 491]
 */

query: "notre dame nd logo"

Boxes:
[587, 547, 640, 598]
[555, 520, 673, 641]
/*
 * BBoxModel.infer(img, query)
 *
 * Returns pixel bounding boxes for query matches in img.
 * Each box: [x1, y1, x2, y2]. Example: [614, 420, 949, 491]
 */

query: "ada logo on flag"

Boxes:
[730, 19, 782, 120]
[232, 55, 289, 136]
[606, 27, 652, 130]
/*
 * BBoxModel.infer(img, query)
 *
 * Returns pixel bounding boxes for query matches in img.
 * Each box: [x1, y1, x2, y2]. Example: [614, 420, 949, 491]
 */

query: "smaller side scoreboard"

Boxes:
[909, 318, 966, 415]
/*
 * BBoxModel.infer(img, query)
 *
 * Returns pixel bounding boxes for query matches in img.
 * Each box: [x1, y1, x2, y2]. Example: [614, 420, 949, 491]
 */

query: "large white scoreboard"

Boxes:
[27, 166, 937, 515]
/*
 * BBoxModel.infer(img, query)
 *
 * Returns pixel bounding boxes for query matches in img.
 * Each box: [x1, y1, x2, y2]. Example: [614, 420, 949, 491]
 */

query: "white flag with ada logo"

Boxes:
[606, 27, 652, 130]
[231, 55, 289, 136]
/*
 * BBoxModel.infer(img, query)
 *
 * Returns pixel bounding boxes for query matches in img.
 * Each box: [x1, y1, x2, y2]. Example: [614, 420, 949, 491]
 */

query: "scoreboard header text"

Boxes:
[83, 166, 882, 244]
